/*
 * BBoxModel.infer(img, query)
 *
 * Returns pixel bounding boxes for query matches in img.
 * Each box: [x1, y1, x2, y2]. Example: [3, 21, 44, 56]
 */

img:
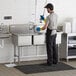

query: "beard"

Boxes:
[47, 11, 50, 13]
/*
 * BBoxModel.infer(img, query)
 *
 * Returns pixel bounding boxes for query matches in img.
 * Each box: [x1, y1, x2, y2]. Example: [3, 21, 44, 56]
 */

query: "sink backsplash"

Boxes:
[9, 24, 34, 34]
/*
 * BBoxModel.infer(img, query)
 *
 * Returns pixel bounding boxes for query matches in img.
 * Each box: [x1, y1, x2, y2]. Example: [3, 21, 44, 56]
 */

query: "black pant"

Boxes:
[46, 28, 58, 64]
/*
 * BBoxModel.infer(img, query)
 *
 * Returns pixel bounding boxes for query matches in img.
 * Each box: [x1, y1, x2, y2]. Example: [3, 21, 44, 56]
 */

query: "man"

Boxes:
[42, 3, 58, 65]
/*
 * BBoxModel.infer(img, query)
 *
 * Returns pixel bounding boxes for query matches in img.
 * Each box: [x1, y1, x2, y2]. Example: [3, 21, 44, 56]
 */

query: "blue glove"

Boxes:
[40, 15, 45, 21]
[36, 27, 41, 31]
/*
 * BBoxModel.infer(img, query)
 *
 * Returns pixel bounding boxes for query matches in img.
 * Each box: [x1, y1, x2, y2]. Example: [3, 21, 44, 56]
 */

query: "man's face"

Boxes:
[47, 8, 51, 13]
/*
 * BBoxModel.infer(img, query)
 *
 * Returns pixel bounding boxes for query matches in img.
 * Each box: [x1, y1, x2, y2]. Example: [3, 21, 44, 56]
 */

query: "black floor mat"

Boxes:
[15, 62, 76, 74]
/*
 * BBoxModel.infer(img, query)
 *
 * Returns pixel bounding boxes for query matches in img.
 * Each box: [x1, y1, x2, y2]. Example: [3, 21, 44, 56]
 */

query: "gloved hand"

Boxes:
[36, 26, 43, 32]
[40, 15, 46, 23]
[40, 15, 45, 21]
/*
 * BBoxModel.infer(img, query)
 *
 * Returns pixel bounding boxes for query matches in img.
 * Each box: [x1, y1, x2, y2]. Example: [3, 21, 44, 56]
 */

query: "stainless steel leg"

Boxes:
[18, 46, 21, 64]
[14, 45, 16, 63]
[58, 44, 60, 62]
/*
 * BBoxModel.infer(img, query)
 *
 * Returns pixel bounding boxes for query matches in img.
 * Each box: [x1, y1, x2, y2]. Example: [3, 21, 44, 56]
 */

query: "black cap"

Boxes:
[44, 3, 54, 10]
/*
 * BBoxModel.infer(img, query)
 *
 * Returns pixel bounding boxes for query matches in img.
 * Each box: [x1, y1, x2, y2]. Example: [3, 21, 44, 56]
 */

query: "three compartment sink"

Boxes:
[12, 32, 62, 46]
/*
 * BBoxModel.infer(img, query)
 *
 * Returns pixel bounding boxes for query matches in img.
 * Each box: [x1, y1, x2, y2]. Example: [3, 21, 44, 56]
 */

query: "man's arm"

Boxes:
[42, 16, 49, 30]
[42, 23, 48, 30]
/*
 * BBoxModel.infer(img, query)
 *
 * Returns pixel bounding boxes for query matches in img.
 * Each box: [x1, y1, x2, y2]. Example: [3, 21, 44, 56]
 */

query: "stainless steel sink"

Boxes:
[10, 24, 46, 46]
[10, 24, 62, 46]
[11, 32, 45, 46]
[9, 24, 34, 34]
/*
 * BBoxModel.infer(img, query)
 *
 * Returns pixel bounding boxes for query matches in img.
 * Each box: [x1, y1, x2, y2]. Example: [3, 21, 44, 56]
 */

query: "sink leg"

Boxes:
[14, 45, 16, 63]
[18, 46, 20, 64]
[58, 44, 60, 62]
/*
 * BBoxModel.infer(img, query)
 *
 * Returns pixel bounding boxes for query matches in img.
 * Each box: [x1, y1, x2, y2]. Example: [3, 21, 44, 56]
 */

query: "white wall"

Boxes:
[0, 0, 76, 63]
[0, 0, 76, 25]
[0, 0, 35, 25]
[47, 0, 76, 24]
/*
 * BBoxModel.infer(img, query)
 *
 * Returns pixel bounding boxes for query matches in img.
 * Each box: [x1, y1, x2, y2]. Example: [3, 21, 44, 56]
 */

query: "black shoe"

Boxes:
[53, 62, 58, 64]
[47, 62, 52, 66]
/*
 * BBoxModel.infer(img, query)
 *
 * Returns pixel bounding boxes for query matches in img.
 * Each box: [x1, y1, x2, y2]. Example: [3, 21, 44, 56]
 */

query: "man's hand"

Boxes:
[41, 26, 46, 30]
[42, 23, 48, 30]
